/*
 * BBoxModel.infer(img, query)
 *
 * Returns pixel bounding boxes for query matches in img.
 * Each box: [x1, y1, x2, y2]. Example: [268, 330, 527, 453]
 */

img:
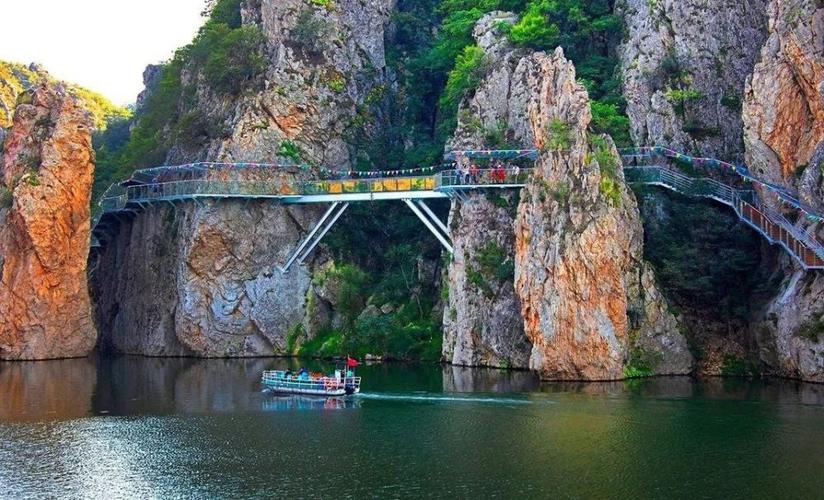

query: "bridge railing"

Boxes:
[625, 167, 740, 205]
[436, 169, 533, 188]
[626, 166, 824, 268]
[298, 176, 436, 195]
[97, 169, 537, 214]
[125, 179, 298, 201]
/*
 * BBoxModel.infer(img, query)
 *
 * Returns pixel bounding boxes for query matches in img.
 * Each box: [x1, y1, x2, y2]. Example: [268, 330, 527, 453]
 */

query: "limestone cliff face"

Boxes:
[443, 192, 531, 368]
[511, 48, 691, 380]
[743, 0, 824, 382]
[92, 201, 319, 357]
[441, 13, 532, 369]
[0, 84, 97, 360]
[620, 0, 768, 158]
[743, 0, 824, 193]
[167, 0, 396, 166]
[93, 0, 395, 357]
[443, 14, 690, 379]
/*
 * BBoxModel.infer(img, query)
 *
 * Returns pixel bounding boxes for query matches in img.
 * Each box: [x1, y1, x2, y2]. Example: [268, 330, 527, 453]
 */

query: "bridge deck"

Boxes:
[91, 150, 824, 271]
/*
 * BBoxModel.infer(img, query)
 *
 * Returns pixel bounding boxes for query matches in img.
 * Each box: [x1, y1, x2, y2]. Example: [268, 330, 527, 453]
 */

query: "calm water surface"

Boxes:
[1, 357, 823, 498]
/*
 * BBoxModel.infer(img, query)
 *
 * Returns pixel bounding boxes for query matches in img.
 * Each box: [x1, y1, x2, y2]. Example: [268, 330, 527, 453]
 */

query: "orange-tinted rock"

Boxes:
[0, 83, 97, 359]
[512, 49, 692, 381]
[743, 2, 824, 187]
[743, 1, 824, 382]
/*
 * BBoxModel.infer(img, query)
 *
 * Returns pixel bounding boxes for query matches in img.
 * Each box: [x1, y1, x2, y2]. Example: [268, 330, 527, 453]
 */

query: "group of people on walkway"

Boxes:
[455, 159, 520, 185]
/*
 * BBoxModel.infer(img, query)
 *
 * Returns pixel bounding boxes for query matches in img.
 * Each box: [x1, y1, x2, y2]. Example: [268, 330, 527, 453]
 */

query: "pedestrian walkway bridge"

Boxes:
[91, 148, 824, 271]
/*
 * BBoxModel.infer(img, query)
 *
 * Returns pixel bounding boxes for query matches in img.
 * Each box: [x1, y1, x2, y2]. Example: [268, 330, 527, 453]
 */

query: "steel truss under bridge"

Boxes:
[90, 148, 824, 273]
[277, 198, 453, 273]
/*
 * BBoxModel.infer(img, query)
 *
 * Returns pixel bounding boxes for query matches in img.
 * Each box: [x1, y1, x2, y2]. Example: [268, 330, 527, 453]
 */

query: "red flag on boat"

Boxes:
[347, 357, 359, 368]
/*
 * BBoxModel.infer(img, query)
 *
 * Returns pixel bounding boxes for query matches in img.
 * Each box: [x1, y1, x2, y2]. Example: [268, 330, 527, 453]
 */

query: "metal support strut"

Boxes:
[279, 202, 349, 273]
[404, 199, 453, 254]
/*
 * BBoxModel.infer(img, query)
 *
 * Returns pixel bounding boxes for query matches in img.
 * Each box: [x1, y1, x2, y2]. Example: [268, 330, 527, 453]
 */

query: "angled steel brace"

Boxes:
[295, 202, 349, 266]
[404, 199, 454, 254]
[414, 200, 449, 237]
[279, 202, 349, 273]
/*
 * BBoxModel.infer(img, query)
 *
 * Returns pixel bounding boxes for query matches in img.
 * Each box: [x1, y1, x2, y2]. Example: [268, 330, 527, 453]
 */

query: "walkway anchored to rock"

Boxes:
[623, 166, 824, 269]
[620, 148, 824, 270]
[91, 148, 824, 272]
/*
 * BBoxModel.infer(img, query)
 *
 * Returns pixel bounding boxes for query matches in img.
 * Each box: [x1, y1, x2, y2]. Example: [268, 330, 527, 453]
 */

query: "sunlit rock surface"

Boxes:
[0, 83, 97, 360]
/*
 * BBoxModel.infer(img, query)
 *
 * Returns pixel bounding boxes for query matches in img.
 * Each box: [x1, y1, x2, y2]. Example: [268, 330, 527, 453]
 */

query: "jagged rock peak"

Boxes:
[0, 82, 97, 360]
[444, 13, 690, 379]
[511, 48, 691, 380]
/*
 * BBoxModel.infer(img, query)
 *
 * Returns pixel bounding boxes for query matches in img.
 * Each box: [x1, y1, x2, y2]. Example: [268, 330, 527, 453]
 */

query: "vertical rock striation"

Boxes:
[0, 84, 97, 359]
[167, 0, 397, 166]
[620, 0, 768, 158]
[743, 0, 824, 193]
[92, 0, 397, 356]
[442, 13, 532, 369]
[744, 0, 824, 382]
[92, 200, 318, 357]
[512, 48, 691, 380]
[443, 192, 531, 368]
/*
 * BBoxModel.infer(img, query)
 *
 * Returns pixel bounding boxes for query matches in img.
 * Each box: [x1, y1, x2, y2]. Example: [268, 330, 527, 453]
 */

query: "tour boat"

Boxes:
[261, 359, 361, 396]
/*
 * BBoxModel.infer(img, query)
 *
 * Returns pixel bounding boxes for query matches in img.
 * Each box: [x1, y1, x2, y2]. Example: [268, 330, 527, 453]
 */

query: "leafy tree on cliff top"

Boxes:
[93, 0, 265, 199]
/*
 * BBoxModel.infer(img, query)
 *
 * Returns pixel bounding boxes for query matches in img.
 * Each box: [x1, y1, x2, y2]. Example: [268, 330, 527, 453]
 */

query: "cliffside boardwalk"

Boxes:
[92, 148, 824, 271]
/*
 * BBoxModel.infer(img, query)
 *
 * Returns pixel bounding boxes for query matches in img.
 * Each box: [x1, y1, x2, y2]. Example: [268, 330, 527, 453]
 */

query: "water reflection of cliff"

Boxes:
[94, 356, 278, 414]
[442, 365, 540, 393]
[3, 358, 824, 424]
[0, 359, 96, 422]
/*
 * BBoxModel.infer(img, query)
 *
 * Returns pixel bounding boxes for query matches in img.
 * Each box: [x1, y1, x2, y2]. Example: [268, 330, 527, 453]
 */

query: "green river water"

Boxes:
[1, 356, 822, 498]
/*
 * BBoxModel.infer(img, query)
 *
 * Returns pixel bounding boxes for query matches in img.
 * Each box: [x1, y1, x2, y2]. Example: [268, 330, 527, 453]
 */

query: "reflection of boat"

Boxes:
[261, 362, 361, 396]
[262, 394, 361, 411]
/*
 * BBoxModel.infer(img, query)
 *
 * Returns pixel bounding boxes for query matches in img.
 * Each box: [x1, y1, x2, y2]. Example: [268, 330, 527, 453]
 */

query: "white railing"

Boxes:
[626, 166, 824, 268]
[436, 168, 533, 188]
[261, 370, 361, 395]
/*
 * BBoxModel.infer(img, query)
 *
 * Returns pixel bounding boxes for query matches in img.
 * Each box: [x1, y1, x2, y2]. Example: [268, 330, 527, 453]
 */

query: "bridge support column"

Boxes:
[279, 202, 349, 274]
[404, 199, 453, 254]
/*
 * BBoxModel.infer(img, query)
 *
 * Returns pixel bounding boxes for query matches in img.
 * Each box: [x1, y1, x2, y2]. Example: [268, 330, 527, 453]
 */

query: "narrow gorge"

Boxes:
[0, 0, 822, 382]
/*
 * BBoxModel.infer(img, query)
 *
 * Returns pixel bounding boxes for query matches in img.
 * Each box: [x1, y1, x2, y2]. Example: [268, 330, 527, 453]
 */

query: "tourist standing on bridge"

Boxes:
[470, 163, 479, 184]
[458, 156, 469, 185]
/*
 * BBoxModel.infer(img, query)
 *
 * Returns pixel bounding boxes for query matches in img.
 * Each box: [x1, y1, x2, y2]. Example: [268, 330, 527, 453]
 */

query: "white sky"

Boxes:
[0, 0, 207, 105]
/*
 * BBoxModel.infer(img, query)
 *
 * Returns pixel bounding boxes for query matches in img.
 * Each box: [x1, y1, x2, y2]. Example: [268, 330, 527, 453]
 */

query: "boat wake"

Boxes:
[356, 392, 535, 405]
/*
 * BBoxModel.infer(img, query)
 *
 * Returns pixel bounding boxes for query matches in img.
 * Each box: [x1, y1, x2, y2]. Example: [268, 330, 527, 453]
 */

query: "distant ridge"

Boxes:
[0, 60, 130, 130]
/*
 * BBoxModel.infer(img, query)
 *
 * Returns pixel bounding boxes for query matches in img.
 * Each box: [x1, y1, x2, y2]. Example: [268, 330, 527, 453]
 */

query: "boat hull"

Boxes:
[261, 370, 361, 397]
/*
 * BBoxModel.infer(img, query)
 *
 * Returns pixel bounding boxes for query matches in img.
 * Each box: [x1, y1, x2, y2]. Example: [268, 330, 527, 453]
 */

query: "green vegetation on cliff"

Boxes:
[92, 0, 265, 199]
[0, 61, 130, 130]
[635, 188, 783, 370]
[296, 206, 446, 361]
[377, 0, 629, 168]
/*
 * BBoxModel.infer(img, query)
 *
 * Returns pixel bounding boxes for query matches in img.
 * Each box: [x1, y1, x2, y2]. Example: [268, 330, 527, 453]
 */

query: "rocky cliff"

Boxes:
[442, 14, 691, 379]
[744, 0, 824, 382]
[512, 48, 691, 381]
[0, 61, 129, 130]
[0, 83, 97, 360]
[443, 192, 531, 368]
[743, 0, 823, 193]
[92, 0, 396, 356]
[619, 0, 824, 382]
[441, 14, 531, 369]
[620, 0, 768, 159]
[92, 200, 320, 357]
[165, 0, 396, 166]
